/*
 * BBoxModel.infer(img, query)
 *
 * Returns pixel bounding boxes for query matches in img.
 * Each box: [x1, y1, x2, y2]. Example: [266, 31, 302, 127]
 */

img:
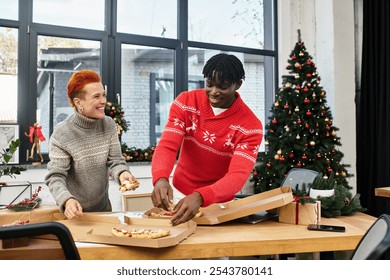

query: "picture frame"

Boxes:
[122, 193, 153, 212]
[0, 124, 19, 164]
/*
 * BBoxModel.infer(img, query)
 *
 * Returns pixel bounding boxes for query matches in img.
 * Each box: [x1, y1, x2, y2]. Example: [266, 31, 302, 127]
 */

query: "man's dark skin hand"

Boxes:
[152, 178, 204, 226]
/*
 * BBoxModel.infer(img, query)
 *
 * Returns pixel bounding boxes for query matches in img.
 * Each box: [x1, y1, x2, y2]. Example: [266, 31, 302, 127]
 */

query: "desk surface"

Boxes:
[0, 212, 375, 260]
[375, 187, 390, 198]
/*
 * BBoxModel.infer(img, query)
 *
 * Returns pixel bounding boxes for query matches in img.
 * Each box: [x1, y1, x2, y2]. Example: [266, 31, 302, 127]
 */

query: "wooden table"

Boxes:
[375, 187, 390, 214]
[0, 212, 375, 260]
[375, 187, 390, 198]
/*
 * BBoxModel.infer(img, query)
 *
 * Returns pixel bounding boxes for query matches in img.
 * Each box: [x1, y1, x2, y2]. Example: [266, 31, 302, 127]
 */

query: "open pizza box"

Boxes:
[0, 205, 61, 226]
[56, 213, 196, 248]
[0, 206, 61, 249]
[144, 186, 294, 225]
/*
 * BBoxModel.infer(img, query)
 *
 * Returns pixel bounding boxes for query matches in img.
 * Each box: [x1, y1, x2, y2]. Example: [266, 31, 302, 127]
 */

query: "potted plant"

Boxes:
[0, 139, 26, 184]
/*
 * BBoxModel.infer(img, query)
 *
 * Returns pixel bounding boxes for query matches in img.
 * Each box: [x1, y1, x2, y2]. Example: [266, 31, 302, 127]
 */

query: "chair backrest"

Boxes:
[352, 214, 390, 260]
[281, 168, 319, 192]
[0, 221, 80, 260]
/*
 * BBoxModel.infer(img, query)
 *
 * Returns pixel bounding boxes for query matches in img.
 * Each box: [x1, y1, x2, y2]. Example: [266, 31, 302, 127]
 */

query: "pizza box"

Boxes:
[143, 186, 293, 225]
[0, 205, 61, 226]
[57, 213, 196, 248]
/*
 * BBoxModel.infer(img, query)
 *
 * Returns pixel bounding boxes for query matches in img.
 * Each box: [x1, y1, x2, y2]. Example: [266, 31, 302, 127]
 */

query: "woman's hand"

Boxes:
[119, 171, 137, 184]
[64, 198, 83, 219]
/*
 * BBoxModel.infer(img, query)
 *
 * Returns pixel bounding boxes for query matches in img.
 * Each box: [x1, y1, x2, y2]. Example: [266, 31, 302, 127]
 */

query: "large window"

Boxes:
[0, 0, 18, 20]
[33, 0, 105, 30]
[188, 0, 264, 49]
[36, 36, 101, 154]
[120, 44, 175, 147]
[117, 0, 177, 39]
[0, 27, 18, 123]
[0, 0, 277, 163]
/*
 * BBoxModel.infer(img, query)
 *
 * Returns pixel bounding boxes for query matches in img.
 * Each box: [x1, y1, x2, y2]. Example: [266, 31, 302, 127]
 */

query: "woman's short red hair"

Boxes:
[67, 69, 101, 107]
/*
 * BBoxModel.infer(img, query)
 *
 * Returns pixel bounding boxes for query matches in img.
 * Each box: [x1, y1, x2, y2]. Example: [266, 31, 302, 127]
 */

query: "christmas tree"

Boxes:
[252, 30, 351, 193]
[105, 101, 128, 139]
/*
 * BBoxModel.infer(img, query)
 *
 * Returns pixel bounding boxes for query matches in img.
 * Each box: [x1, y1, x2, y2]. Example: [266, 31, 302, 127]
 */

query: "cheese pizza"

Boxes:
[111, 227, 170, 239]
[119, 180, 140, 192]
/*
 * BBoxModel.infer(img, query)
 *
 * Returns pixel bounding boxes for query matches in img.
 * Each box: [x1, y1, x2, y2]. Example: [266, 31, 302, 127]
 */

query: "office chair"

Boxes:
[281, 168, 319, 192]
[0, 221, 80, 260]
[351, 214, 390, 260]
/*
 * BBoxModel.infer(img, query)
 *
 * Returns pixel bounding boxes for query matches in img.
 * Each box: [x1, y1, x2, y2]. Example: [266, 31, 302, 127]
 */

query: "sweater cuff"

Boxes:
[195, 187, 215, 207]
[152, 170, 170, 186]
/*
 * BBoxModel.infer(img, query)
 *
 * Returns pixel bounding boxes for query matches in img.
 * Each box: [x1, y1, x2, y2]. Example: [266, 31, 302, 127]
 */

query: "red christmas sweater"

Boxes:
[152, 89, 263, 206]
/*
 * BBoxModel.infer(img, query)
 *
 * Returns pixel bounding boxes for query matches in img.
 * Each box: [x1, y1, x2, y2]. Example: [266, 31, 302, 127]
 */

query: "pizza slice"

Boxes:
[119, 180, 140, 192]
[147, 204, 203, 219]
[111, 227, 170, 239]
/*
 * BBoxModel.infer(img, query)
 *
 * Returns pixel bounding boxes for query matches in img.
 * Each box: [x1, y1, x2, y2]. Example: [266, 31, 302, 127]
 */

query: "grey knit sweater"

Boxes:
[45, 110, 130, 212]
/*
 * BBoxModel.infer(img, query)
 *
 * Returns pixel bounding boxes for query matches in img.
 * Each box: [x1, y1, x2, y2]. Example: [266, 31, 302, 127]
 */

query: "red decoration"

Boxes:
[304, 98, 310, 104]
[272, 118, 278, 124]
[306, 111, 312, 116]
[303, 87, 309, 93]
[296, 85, 301, 90]
[306, 73, 312, 78]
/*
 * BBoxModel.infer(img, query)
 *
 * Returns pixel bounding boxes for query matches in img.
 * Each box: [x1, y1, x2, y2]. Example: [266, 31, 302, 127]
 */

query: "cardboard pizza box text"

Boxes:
[57, 213, 196, 248]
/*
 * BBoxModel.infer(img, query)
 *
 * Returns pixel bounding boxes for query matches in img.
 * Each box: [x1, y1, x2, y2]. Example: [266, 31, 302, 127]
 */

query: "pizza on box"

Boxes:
[119, 180, 140, 192]
[111, 227, 170, 239]
[146, 204, 203, 219]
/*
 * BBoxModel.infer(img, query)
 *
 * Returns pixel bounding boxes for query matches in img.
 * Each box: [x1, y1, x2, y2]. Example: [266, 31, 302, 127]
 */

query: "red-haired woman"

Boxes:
[45, 69, 136, 219]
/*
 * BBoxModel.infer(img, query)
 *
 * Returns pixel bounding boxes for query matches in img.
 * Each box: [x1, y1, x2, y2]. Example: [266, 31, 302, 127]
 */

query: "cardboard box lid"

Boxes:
[57, 213, 196, 248]
[0, 206, 61, 226]
[193, 186, 293, 225]
[143, 186, 293, 225]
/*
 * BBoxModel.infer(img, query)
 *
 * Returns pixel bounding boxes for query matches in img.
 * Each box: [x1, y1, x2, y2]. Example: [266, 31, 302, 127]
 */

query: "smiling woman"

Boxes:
[45, 69, 137, 220]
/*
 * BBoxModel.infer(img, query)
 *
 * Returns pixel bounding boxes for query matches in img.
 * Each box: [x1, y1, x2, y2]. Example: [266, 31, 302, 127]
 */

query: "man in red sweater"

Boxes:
[152, 53, 263, 225]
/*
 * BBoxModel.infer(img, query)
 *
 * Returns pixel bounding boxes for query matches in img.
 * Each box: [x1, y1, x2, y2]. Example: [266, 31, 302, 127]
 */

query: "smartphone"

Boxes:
[307, 224, 346, 232]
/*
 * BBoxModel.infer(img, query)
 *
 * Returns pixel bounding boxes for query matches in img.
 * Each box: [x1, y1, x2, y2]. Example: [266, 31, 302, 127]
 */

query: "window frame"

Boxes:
[0, 0, 278, 164]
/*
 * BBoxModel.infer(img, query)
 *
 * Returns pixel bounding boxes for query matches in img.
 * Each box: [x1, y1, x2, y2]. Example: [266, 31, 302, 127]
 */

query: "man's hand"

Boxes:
[170, 192, 203, 226]
[152, 178, 173, 211]
[64, 198, 83, 220]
